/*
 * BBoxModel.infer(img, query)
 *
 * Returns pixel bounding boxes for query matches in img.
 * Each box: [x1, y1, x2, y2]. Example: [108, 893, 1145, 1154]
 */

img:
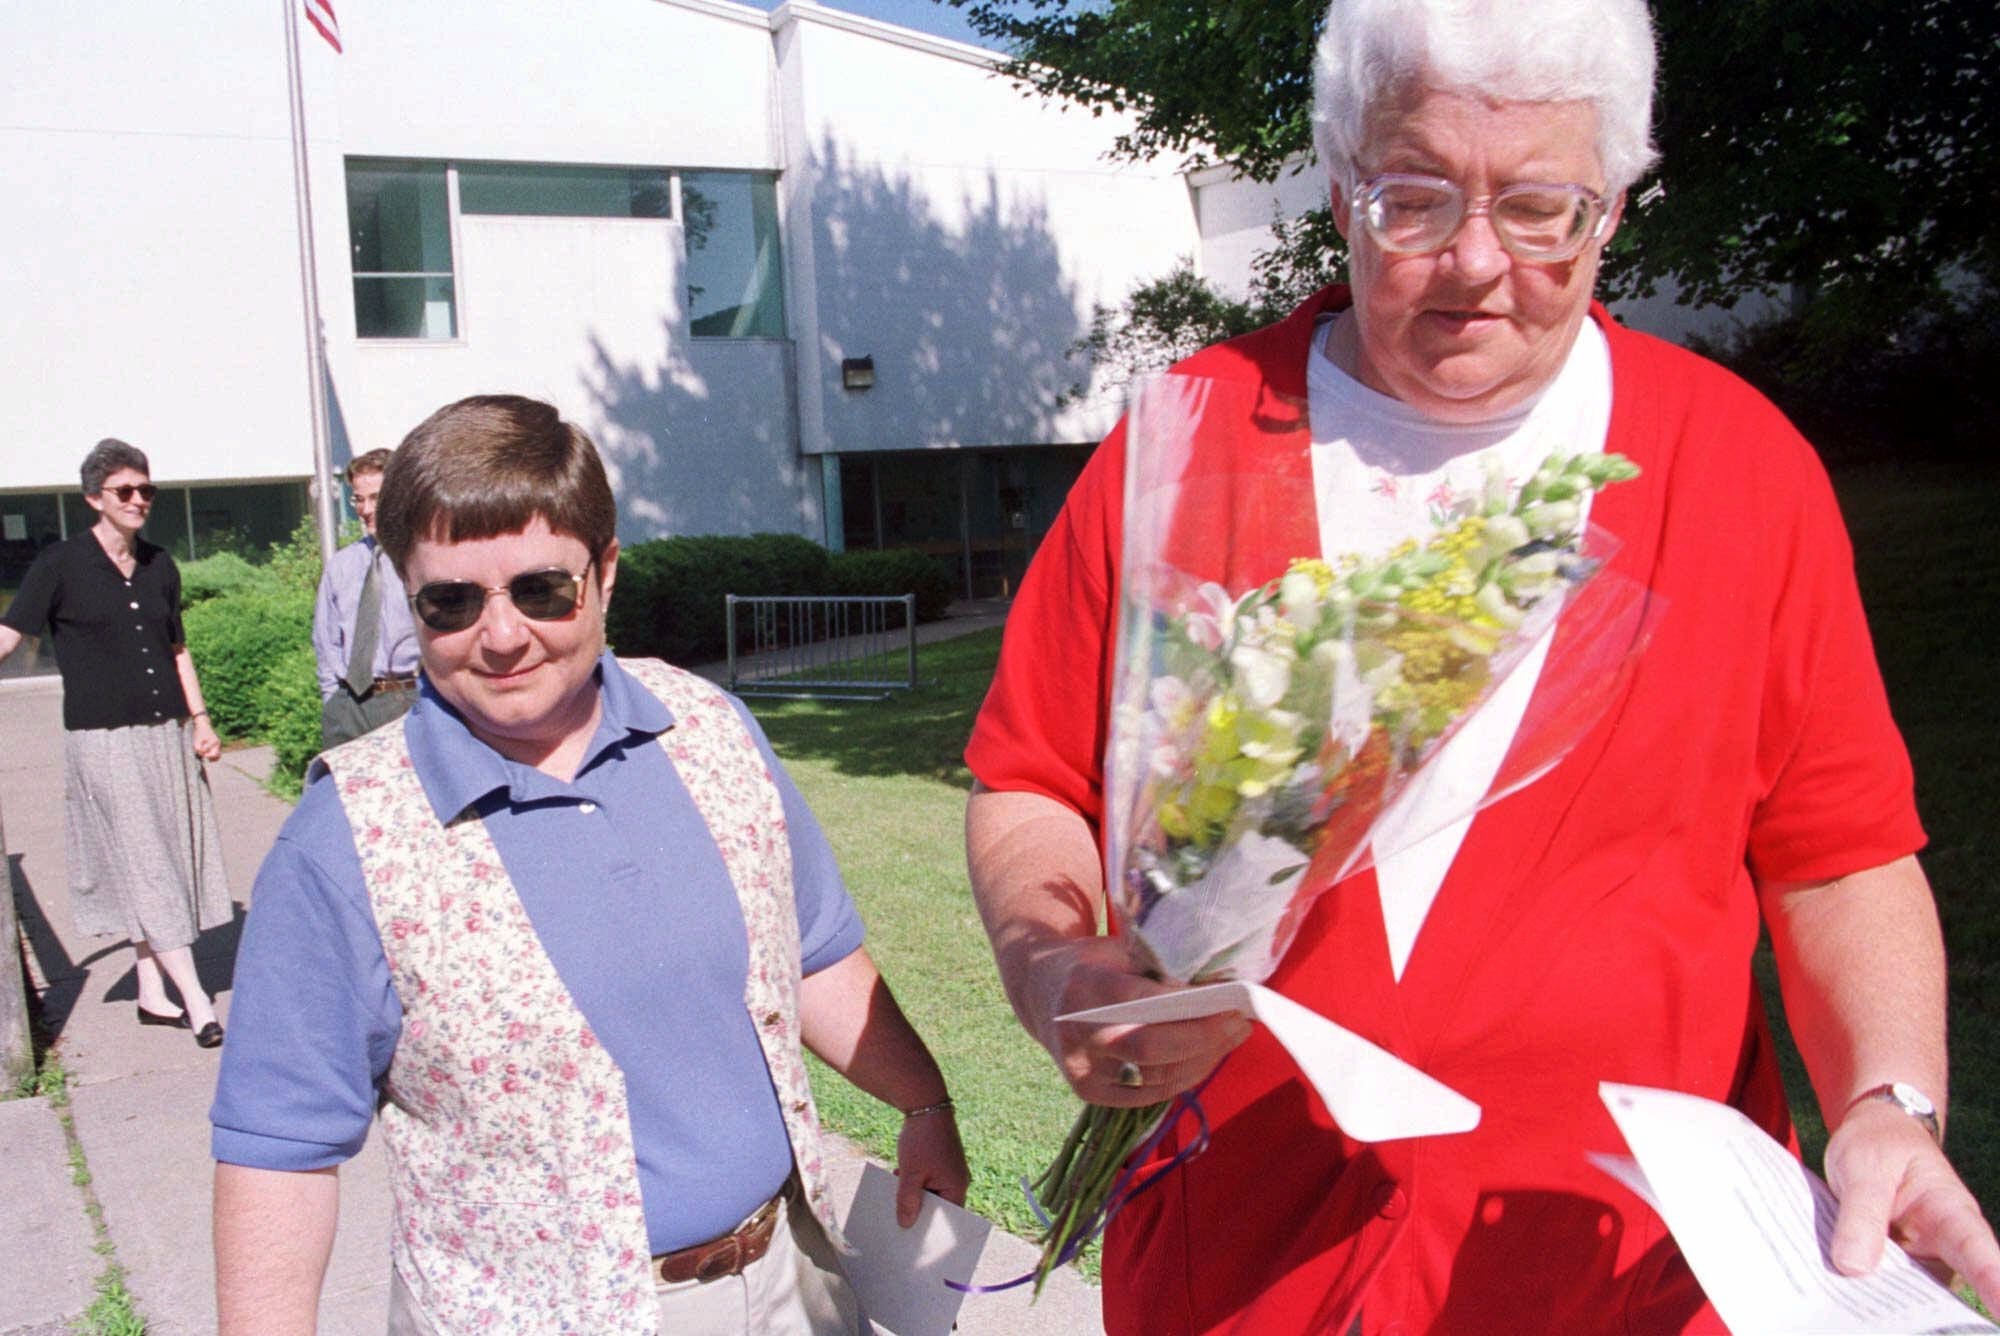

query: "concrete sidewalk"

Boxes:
[0, 613, 1103, 1335]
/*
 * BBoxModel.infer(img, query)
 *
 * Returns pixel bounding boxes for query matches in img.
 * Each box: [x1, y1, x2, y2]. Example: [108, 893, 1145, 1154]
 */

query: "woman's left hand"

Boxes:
[191, 716, 222, 763]
[1826, 1100, 2000, 1311]
[893, 1107, 970, 1227]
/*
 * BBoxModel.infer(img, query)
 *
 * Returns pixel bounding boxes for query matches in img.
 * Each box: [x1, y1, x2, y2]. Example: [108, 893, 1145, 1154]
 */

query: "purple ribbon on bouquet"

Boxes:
[947, 1076, 1217, 1294]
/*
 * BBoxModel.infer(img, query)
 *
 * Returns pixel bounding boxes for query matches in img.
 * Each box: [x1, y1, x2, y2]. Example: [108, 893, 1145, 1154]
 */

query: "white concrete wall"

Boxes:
[774, 5, 1200, 454]
[0, 0, 322, 487]
[1609, 280, 1788, 348]
[329, 214, 815, 538]
[1192, 161, 1333, 303]
[315, 0, 817, 540]
[4, 0, 1204, 540]
[330, 0, 779, 169]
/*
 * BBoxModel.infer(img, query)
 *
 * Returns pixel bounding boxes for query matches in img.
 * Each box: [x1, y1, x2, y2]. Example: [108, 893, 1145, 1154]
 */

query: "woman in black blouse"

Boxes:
[0, 439, 232, 1047]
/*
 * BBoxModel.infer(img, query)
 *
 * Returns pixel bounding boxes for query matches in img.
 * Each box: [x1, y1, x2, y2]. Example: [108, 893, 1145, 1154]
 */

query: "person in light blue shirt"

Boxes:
[311, 449, 420, 748]
[214, 395, 967, 1335]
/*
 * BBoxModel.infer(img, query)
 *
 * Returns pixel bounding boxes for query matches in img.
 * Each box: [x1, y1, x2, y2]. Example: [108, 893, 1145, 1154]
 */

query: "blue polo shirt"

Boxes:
[210, 653, 864, 1254]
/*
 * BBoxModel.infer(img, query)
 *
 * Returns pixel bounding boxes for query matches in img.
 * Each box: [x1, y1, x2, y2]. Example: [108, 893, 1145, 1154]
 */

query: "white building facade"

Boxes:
[2, 0, 1198, 608]
[2, 0, 1777, 633]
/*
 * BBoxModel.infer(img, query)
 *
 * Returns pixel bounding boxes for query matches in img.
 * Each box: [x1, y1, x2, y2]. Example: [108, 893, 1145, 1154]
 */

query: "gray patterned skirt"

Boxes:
[62, 718, 232, 949]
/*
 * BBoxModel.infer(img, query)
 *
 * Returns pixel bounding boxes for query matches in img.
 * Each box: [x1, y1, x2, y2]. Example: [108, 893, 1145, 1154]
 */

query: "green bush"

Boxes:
[609, 533, 832, 664]
[254, 643, 324, 801]
[180, 552, 281, 606]
[264, 514, 330, 596]
[827, 548, 956, 623]
[183, 590, 315, 739]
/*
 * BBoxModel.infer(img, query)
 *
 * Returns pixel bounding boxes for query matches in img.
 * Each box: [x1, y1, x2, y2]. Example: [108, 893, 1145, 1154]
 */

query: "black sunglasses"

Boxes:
[104, 483, 159, 503]
[409, 561, 595, 633]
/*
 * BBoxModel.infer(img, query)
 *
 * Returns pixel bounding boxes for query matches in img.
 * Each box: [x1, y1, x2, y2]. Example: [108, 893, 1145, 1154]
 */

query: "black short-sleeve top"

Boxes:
[2, 533, 191, 731]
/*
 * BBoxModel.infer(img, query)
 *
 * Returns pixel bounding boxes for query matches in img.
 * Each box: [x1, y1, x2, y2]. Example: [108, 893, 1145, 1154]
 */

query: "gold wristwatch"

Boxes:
[1849, 1081, 1942, 1146]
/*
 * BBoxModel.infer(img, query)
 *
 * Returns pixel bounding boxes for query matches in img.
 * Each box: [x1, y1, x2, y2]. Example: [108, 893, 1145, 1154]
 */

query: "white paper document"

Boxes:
[1059, 980, 1480, 1142]
[837, 1162, 992, 1336]
[1596, 1082, 1997, 1335]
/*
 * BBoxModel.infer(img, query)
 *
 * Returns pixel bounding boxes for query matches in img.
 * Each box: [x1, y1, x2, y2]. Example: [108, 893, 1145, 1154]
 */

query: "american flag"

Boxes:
[303, 0, 342, 52]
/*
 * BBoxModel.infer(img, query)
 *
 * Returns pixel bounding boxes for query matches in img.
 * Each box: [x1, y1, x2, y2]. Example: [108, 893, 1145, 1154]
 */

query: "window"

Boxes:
[459, 163, 672, 219]
[683, 171, 786, 337]
[341, 159, 787, 341]
[347, 160, 456, 339]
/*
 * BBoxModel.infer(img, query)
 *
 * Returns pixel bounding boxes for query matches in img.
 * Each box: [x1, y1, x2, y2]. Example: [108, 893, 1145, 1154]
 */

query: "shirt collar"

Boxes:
[403, 652, 677, 821]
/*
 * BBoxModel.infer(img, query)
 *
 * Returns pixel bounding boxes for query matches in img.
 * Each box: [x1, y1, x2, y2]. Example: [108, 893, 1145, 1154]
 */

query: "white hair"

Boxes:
[1312, 0, 1660, 197]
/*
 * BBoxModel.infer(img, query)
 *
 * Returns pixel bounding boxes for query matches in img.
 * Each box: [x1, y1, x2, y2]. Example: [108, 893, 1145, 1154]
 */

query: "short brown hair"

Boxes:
[81, 438, 150, 495]
[345, 448, 393, 486]
[375, 395, 616, 573]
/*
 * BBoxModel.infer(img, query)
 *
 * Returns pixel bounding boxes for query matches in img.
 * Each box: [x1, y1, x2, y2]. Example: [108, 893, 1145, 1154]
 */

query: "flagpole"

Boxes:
[283, 0, 340, 564]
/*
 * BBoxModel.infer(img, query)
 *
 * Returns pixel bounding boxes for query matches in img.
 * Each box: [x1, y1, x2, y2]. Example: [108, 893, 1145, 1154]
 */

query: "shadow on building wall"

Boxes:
[804, 137, 1087, 450]
[583, 134, 1087, 543]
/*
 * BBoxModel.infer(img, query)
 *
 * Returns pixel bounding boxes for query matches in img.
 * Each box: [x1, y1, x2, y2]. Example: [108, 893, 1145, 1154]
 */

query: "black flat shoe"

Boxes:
[195, 1022, 224, 1049]
[137, 1004, 190, 1030]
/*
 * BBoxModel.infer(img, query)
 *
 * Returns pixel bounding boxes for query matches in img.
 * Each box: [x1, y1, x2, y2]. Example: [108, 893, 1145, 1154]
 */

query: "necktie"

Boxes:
[344, 552, 382, 697]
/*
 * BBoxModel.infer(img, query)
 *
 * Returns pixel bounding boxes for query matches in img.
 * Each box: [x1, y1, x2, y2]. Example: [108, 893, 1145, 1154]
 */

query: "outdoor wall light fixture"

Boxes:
[840, 356, 875, 390]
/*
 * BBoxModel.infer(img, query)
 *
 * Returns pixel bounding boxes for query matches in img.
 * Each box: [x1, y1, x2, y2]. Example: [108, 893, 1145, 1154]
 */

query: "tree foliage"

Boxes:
[950, 0, 2000, 317]
[1066, 209, 1342, 395]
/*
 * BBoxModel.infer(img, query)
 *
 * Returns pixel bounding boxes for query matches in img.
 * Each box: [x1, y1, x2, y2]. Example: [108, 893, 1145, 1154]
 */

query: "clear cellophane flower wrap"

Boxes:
[1024, 373, 1662, 1291]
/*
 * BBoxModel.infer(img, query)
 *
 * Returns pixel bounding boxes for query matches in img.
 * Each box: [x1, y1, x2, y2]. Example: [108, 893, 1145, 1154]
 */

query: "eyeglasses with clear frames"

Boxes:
[1351, 174, 1610, 263]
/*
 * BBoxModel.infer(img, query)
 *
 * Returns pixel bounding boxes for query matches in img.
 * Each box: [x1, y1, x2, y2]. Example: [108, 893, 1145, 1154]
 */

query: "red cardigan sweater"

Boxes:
[965, 287, 1924, 1335]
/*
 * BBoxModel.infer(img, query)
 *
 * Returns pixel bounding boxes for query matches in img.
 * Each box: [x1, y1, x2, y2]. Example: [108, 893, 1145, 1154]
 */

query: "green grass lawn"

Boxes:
[1804, 460, 1999, 1198]
[760, 459, 2000, 1281]
[748, 630, 1081, 1243]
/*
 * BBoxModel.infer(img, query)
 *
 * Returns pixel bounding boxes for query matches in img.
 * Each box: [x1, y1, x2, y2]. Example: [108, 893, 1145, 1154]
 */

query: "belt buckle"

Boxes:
[692, 1236, 743, 1283]
[657, 1192, 780, 1284]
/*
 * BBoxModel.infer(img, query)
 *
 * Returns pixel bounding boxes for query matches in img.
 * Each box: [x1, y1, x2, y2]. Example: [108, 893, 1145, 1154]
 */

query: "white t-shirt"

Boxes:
[1306, 314, 1614, 978]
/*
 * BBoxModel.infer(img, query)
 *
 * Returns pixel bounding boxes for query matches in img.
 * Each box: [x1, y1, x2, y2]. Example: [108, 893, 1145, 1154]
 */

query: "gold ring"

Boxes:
[1114, 1060, 1144, 1090]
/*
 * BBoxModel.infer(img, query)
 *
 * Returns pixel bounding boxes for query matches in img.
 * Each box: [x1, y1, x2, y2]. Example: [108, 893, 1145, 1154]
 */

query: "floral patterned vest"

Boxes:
[322, 658, 840, 1334]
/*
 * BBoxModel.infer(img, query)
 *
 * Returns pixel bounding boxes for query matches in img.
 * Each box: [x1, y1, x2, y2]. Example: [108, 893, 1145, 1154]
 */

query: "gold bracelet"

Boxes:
[901, 1097, 955, 1119]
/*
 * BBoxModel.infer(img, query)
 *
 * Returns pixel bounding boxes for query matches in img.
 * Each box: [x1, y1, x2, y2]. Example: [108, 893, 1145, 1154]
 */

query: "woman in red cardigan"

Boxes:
[963, 1, 2000, 1331]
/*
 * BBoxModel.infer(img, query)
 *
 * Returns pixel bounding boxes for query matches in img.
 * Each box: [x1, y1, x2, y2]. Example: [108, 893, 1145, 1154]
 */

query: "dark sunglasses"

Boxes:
[409, 561, 595, 633]
[104, 483, 159, 503]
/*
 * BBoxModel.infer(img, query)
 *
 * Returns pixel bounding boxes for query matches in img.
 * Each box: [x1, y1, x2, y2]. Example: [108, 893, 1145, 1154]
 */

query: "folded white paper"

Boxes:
[1059, 980, 1480, 1141]
[1597, 1082, 1997, 1335]
[836, 1162, 992, 1336]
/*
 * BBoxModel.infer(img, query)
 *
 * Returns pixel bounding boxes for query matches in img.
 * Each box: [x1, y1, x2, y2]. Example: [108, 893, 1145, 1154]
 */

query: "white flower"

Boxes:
[1277, 571, 1319, 618]
[1474, 580, 1525, 629]
[1312, 637, 1372, 754]
[1183, 582, 1238, 652]
[1229, 641, 1293, 709]
[1506, 550, 1564, 601]
[1134, 830, 1314, 983]
[1521, 499, 1580, 538]
[1480, 513, 1531, 557]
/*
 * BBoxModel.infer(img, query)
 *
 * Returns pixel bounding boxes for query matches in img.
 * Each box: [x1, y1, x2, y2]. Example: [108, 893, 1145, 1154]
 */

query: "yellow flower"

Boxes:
[1284, 557, 1337, 597]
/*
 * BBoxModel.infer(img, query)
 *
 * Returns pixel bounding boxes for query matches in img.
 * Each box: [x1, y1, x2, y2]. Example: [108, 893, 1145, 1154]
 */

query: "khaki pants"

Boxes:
[386, 1189, 864, 1335]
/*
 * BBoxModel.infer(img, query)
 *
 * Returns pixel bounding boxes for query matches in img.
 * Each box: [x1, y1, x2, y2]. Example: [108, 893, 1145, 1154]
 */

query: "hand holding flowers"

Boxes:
[1016, 380, 1650, 1292]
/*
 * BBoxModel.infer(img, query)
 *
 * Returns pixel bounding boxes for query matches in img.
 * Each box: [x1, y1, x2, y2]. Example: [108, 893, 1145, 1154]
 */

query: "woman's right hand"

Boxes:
[1021, 934, 1254, 1107]
[967, 785, 1254, 1105]
[190, 715, 223, 763]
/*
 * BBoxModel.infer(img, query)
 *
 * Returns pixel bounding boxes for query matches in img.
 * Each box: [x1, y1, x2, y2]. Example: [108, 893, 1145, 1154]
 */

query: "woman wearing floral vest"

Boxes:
[211, 395, 968, 1335]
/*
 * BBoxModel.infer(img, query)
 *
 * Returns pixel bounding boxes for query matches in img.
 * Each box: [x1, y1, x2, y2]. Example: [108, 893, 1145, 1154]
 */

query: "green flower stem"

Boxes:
[1031, 1099, 1171, 1293]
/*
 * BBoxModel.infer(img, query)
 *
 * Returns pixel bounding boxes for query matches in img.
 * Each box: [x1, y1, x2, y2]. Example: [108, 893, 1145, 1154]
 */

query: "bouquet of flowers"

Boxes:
[1025, 374, 1655, 1290]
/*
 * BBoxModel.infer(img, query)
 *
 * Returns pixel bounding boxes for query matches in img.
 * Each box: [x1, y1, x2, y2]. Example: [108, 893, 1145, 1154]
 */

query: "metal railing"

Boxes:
[1, 793, 31, 1088]
[725, 594, 917, 700]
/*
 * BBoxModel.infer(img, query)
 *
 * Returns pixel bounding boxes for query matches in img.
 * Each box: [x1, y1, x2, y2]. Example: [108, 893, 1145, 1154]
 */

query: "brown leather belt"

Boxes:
[654, 1192, 783, 1284]
[369, 676, 418, 694]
